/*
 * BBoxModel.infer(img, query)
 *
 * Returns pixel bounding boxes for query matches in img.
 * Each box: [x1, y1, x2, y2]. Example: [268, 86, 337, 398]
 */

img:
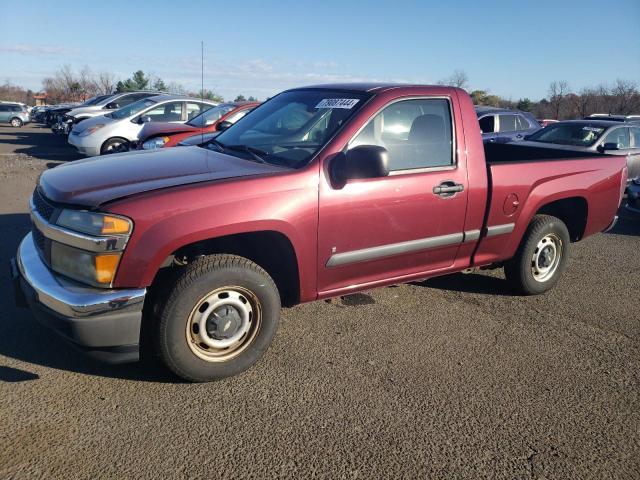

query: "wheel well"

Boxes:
[101, 137, 129, 152]
[151, 231, 300, 307]
[535, 197, 588, 241]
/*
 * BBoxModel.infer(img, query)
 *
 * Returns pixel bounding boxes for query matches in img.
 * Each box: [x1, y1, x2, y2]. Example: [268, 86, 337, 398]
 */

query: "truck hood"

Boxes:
[39, 146, 289, 208]
[139, 122, 199, 141]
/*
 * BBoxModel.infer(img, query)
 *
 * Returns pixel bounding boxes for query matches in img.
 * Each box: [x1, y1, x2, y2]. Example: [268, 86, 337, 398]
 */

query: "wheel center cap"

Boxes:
[206, 306, 242, 339]
[539, 247, 554, 268]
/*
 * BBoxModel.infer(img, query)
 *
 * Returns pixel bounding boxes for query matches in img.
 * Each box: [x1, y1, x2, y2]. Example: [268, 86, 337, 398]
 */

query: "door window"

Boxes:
[350, 98, 454, 171]
[479, 115, 495, 134]
[225, 109, 251, 124]
[498, 114, 517, 132]
[603, 128, 630, 149]
[186, 102, 205, 120]
[144, 101, 184, 122]
[516, 115, 530, 130]
[630, 127, 640, 148]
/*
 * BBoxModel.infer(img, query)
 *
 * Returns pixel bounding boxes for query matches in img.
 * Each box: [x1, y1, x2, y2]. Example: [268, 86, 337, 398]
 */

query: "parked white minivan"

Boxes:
[68, 95, 217, 156]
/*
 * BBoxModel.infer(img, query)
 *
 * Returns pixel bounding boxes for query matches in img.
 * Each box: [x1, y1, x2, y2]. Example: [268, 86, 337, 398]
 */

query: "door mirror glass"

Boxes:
[216, 120, 233, 132]
[330, 145, 389, 186]
[601, 142, 619, 151]
[139, 115, 152, 124]
[106, 102, 119, 110]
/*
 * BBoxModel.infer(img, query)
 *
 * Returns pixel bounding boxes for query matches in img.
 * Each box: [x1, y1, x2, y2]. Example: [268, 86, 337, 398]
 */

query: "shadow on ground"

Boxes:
[413, 272, 514, 296]
[0, 125, 82, 161]
[0, 213, 177, 383]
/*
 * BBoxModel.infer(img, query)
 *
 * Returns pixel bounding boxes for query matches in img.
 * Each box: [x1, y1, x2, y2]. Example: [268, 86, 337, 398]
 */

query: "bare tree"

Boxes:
[611, 79, 639, 115]
[548, 80, 570, 119]
[438, 70, 470, 90]
[95, 71, 117, 95]
[78, 65, 98, 100]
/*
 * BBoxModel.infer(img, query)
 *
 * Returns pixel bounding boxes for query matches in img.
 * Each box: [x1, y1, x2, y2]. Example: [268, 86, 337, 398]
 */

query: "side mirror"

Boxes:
[598, 142, 619, 153]
[106, 102, 119, 110]
[139, 115, 151, 124]
[330, 145, 389, 185]
[216, 120, 233, 132]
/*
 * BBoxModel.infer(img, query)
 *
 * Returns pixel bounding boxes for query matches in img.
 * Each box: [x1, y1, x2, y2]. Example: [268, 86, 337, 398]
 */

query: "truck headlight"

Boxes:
[51, 242, 122, 287]
[142, 136, 170, 149]
[56, 210, 132, 236]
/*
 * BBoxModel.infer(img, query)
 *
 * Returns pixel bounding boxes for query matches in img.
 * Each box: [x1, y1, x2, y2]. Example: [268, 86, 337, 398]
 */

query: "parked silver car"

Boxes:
[68, 94, 218, 156]
[66, 91, 163, 124]
[0, 103, 29, 127]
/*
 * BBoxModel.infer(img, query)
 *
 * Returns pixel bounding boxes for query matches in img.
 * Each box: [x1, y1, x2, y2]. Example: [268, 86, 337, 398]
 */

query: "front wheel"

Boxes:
[10, 118, 23, 127]
[156, 254, 281, 382]
[100, 137, 129, 155]
[504, 214, 571, 295]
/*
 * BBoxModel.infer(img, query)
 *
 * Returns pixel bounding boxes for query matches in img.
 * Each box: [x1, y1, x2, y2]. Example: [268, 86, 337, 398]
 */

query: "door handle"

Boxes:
[433, 181, 464, 197]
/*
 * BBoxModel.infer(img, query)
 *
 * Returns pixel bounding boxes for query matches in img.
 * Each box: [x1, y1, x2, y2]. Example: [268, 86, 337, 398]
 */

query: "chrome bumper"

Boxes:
[14, 233, 146, 363]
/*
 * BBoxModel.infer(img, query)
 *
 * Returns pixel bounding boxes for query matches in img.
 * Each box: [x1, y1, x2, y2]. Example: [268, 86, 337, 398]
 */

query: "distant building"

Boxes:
[34, 93, 47, 106]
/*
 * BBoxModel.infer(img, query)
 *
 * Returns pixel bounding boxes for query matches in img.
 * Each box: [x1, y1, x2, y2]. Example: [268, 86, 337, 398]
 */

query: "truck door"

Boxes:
[317, 97, 469, 294]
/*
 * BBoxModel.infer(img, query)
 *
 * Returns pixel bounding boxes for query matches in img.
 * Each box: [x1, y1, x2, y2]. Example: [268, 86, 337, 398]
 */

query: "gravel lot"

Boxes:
[0, 124, 638, 479]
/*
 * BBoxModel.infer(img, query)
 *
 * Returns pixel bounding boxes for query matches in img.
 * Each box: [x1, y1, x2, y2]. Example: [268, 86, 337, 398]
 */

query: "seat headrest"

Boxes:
[408, 114, 445, 143]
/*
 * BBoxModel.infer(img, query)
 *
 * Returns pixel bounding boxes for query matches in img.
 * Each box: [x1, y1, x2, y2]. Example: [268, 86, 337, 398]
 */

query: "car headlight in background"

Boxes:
[142, 136, 170, 149]
[49, 210, 133, 287]
[78, 124, 105, 137]
[633, 178, 640, 186]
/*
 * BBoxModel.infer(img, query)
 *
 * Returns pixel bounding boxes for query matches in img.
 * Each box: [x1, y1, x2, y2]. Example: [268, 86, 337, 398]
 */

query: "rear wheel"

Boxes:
[504, 214, 570, 295]
[156, 254, 281, 382]
[100, 137, 129, 155]
[10, 117, 23, 127]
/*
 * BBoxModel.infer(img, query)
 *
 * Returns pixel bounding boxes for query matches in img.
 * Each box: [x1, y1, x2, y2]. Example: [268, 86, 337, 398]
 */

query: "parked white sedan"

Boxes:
[68, 94, 217, 156]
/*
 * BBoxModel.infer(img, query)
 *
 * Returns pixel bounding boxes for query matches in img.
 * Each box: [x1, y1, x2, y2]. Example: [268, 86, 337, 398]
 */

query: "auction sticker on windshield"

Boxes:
[315, 98, 360, 109]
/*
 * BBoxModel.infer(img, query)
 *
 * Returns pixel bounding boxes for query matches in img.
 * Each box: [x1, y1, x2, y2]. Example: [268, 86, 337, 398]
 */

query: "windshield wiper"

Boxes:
[225, 144, 269, 164]
[206, 138, 225, 152]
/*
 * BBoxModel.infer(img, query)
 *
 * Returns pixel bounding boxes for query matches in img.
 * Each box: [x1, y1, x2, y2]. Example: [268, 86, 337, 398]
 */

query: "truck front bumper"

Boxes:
[11, 233, 146, 364]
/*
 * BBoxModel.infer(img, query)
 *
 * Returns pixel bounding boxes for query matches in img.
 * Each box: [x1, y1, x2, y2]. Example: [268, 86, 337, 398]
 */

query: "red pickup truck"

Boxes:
[13, 84, 626, 382]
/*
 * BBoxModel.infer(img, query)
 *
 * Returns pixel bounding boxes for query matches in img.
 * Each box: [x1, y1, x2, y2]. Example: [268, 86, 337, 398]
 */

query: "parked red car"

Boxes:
[13, 84, 626, 382]
[137, 101, 259, 149]
[537, 118, 559, 128]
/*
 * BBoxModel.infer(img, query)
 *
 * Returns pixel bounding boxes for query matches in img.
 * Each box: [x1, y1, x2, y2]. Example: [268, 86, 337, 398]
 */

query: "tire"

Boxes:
[10, 117, 23, 127]
[504, 214, 570, 295]
[156, 254, 281, 382]
[100, 137, 129, 155]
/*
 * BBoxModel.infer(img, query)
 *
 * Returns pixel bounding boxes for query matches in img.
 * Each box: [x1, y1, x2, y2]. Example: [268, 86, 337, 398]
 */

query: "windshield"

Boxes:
[109, 98, 156, 119]
[527, 123, 607, 147]
[210, 90, 369, 168]
[83, 94, 111, 106]
[187, 104, 236, 127]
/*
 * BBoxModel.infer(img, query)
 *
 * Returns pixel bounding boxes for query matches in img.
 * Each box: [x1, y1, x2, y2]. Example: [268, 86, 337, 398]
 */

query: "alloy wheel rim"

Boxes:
[531, 233, 562, 282]
[186, 286, 262, 362]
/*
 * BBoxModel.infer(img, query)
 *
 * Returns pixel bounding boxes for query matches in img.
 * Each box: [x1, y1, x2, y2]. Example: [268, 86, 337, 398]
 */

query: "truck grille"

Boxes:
[32, 188, 55, 221]
[30, 189, 56, 266]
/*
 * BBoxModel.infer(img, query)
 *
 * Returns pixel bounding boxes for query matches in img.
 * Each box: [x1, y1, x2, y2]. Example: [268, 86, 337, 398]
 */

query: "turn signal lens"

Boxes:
[95, 254, 121, 284]
[101, 215, 132, 235]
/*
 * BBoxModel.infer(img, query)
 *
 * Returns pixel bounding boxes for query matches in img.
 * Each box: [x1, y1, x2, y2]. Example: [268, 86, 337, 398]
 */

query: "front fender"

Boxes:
[106, 168, 320, 302]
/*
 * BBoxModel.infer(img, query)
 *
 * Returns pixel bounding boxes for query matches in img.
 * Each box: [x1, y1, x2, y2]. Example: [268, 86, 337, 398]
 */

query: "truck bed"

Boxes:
[483, 142, 606, 163]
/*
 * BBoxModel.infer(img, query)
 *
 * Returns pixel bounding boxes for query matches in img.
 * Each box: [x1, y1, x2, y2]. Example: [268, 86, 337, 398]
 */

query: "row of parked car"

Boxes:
[28, 91, 259, 156]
